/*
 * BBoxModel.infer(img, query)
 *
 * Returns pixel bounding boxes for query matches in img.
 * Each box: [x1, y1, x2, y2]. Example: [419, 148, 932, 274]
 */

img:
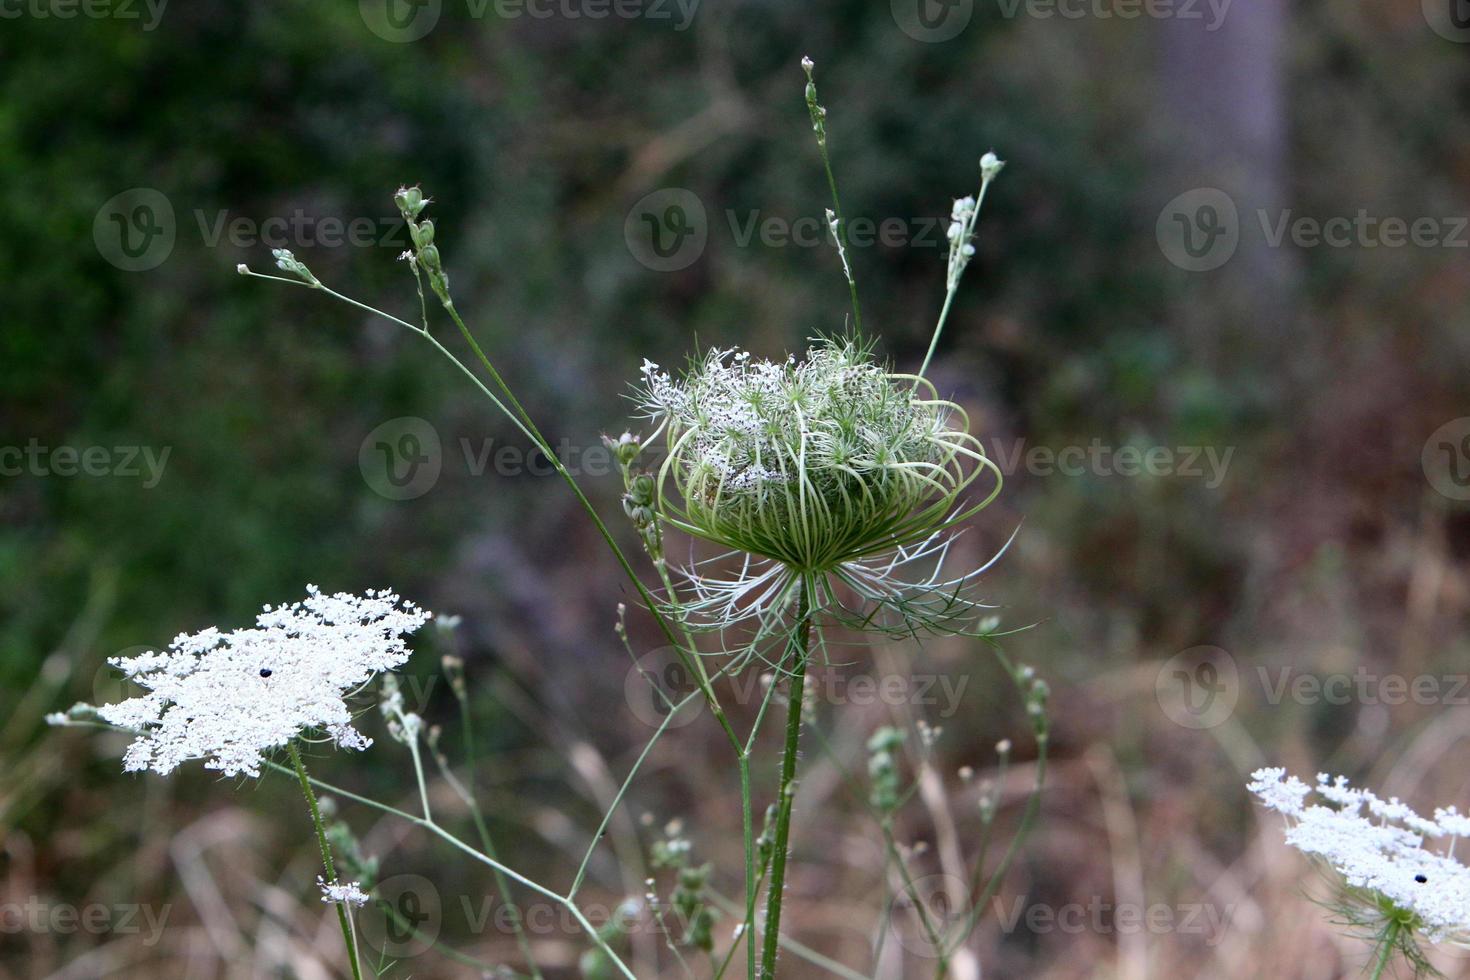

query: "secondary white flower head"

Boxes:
[318, 876, 370, 908]
[97, 586, 431, 778]
[1249, 767, 1470, 941]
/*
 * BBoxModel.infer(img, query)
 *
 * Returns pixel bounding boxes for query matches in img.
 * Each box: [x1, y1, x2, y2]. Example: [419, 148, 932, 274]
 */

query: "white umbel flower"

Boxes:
[1249, 767, 1470, 941]
[318, 876, 370, 908]
[97, 586, 431, 778]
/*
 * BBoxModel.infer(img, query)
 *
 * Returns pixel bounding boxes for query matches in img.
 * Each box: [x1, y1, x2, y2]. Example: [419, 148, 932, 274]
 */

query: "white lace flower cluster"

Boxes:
[318, 876, 370, 908]
[1249, 767, 1470, 940]
[95, 587, 431, 778]
[638, 341, 975, 568]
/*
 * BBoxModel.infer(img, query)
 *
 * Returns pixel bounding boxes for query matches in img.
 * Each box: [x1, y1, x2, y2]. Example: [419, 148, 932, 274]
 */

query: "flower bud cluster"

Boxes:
[394, 185, 449, 303]
[605, 431, 664, 559]
[867, 725, 906, 815]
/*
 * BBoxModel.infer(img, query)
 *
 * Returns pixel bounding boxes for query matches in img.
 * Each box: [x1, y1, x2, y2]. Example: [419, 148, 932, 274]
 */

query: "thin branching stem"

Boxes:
[444, 676, 544, 979]
[262, 758, 639, 980]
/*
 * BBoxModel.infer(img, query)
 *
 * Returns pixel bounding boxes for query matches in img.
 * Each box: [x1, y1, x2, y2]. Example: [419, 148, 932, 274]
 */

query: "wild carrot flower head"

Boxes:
[635, 339, 1003, 634]
[1249, 768, 1470, 943]
[639, 338, 991, 571]
[94, 586, 431, 778]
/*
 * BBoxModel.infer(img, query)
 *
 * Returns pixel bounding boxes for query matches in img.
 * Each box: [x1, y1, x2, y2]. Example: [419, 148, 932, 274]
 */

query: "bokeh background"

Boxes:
[5, 1, 1470, 977]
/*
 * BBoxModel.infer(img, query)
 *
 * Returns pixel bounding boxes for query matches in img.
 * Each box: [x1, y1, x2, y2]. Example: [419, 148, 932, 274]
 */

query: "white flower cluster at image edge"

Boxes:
[1249, 767, 1470, 940]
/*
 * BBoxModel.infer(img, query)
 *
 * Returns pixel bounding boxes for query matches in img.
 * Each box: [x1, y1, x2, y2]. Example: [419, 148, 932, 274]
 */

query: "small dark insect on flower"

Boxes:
[1416, 874, 1429, 883]
[259, 668, 272, 678]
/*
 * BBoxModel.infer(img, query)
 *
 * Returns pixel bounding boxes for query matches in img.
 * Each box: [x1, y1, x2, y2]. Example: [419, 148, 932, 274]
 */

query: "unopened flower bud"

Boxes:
[394, 185, 427, 219]
[615, 432, 641, 465]
[412, 219, 436, 250]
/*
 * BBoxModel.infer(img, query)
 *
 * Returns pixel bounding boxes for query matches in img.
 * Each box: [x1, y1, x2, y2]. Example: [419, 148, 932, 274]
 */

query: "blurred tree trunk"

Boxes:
[1157, 0, 1297, 356]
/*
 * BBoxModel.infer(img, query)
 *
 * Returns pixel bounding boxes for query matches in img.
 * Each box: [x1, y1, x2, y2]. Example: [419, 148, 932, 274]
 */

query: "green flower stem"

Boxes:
[433, 293, 765, 976]
[447, 683, 543, 980]
[432, 293, 748, 767]
[759, 587, 814, 980]
[263, 758, 638, 980]
[1369, 919, 1400, 980]
[709, 889, 868, 980]
[287, 742, 364, 980]
[240, 268, 744, 764]
[880, 828, 946, 968]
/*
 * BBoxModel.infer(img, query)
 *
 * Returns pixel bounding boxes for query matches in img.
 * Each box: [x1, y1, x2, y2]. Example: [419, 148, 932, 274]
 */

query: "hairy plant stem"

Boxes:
[759, 586, 814, 979]
[288, 742, 363, 980]
[1369, 919, 1400, 980]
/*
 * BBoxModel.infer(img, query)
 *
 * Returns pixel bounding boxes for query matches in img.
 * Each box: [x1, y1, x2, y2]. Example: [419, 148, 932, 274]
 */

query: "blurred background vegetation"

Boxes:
[4, 1, 1470, 977]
